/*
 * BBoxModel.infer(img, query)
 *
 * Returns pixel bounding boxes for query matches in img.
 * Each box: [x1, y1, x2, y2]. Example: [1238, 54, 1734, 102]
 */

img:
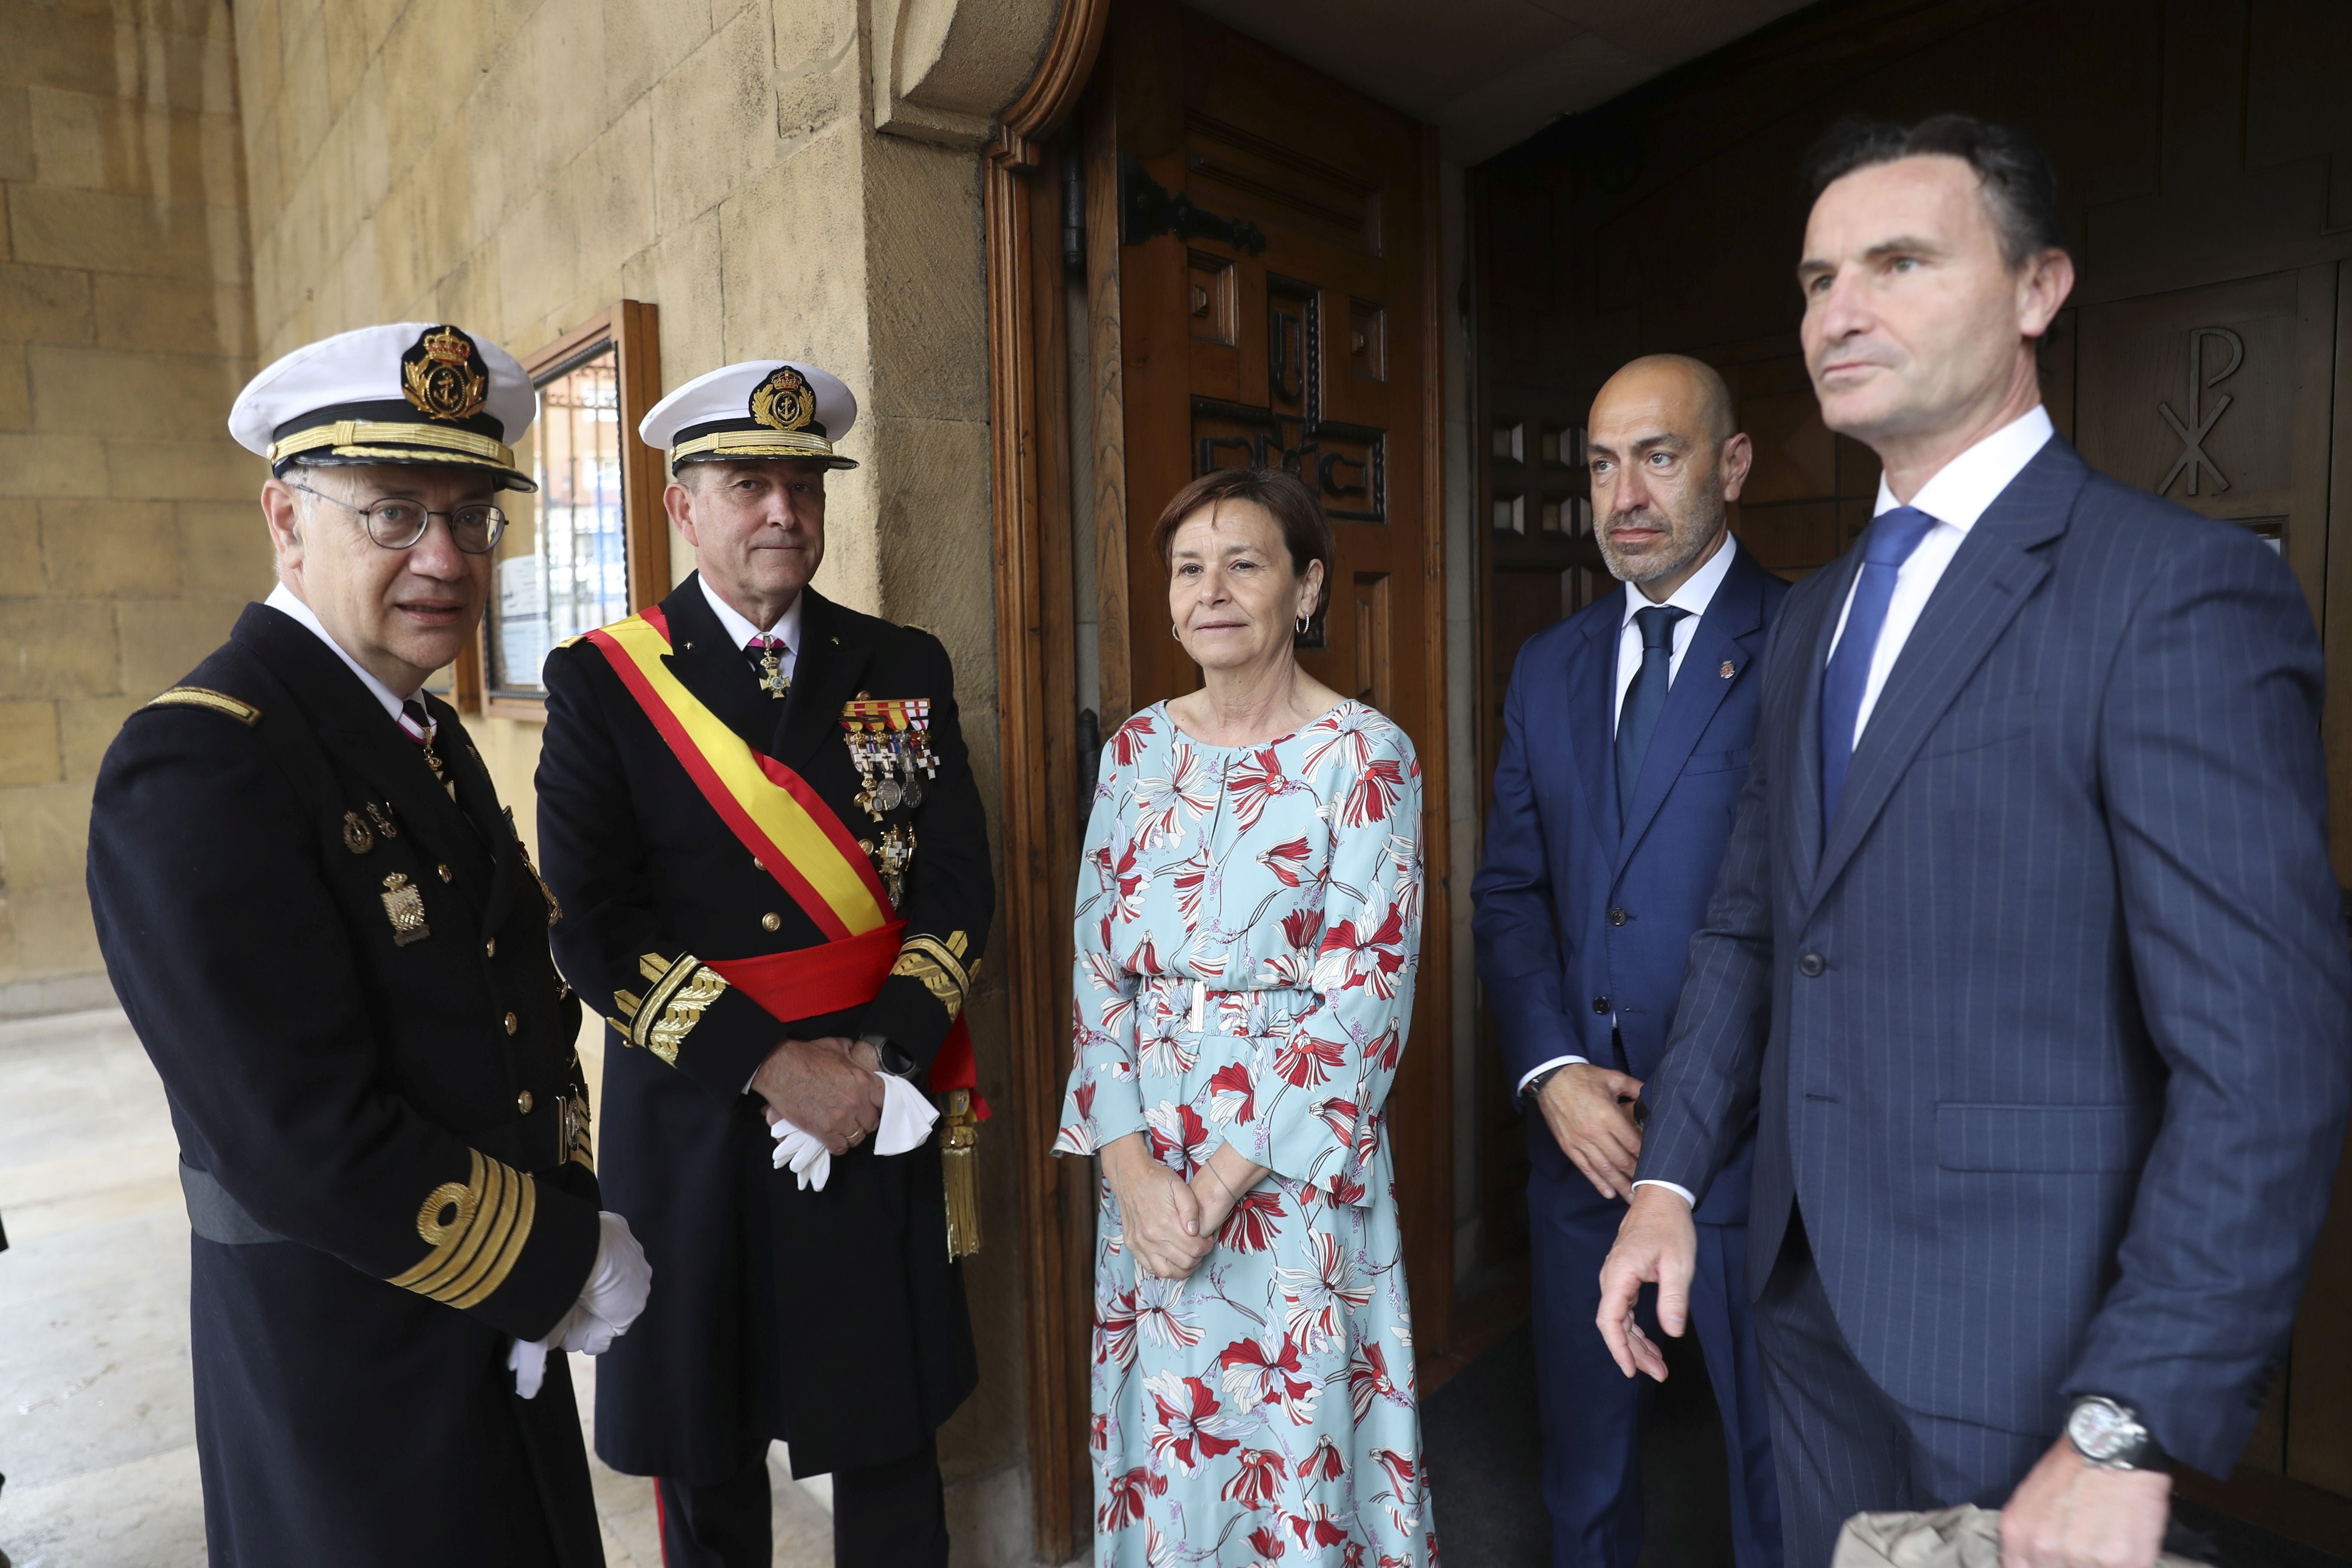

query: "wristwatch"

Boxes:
[1520, 1063, 1572, 1104]
[2065, 1396, 2167, 1471]
[858, 1031, 919, 1078]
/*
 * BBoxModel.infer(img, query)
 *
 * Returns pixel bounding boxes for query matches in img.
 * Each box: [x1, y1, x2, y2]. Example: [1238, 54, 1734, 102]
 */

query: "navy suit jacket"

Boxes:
[1638, 436, 2352, 1475]
[1474, 543, 1789, 1224]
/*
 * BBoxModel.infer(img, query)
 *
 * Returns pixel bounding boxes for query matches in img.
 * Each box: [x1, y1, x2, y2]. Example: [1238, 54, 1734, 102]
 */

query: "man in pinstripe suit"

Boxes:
[1596, 114, 2352, 1568]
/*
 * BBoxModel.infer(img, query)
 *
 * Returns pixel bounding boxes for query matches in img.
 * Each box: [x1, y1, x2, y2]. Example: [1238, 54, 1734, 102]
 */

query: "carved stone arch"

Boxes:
[870, 0, 1069, 146]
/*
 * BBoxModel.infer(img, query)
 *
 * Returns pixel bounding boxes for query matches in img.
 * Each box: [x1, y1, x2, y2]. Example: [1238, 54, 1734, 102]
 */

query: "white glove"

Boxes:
[508, 1210, 652, 1397]
[769, 1074, 941, 1190]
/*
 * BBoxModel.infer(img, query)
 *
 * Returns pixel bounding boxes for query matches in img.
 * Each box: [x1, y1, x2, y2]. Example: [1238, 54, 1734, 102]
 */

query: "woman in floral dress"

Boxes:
[1055, 467, 1435, 1567]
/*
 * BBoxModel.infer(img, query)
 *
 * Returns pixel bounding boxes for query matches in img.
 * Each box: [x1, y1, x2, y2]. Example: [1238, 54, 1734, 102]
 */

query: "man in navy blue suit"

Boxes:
[1474, 354, 1787, 1568]
[1599, 115, 2352, 1568]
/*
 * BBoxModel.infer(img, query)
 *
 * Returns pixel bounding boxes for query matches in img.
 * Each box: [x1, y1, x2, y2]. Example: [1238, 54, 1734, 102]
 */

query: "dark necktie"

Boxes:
[1819, 505, 1939, 828]
[1616, 604, 1689, 812]
[745, 635, 790, 700]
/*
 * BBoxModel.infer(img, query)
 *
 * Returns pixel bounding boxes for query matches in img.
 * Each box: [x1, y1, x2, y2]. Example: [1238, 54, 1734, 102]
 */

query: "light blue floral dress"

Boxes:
[1054, 699, 1436, 1568]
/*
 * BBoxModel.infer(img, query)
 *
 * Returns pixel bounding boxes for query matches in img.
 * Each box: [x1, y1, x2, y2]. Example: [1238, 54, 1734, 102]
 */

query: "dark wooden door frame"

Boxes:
[983, 3, 1112, 1556]
[982, 4, 1452, 1555]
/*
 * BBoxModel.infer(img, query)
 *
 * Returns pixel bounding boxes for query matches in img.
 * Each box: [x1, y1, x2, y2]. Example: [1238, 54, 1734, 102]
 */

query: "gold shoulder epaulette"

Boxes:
[901, 623, 935, 637]
[553, 631, 587, 652]
[143, 687, 262, 727]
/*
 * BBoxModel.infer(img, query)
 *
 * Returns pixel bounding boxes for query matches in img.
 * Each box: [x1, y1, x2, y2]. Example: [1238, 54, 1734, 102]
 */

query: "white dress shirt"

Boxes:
[1826, 404, 2054, 744]
[699, 574, 802, 684]
[1518, 534, 1744, 1099]
[264, 582, 415, 724]
[1634, 405, 2056, 1210]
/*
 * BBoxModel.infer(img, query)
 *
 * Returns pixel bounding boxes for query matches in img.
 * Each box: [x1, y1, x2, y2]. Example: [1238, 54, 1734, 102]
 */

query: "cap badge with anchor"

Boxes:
[637, 358, 862, 473]
[400, 325, 490, 423]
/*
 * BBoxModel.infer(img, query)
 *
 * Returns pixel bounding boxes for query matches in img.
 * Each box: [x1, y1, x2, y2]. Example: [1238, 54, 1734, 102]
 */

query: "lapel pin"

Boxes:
[1720, 660, 1736, 680]
[341, 811, 374, 854]
[380, 873, 430, 947]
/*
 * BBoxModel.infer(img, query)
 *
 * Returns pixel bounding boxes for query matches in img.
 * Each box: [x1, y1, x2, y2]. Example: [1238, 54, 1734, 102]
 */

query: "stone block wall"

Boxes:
[0, 0, 265, 1017]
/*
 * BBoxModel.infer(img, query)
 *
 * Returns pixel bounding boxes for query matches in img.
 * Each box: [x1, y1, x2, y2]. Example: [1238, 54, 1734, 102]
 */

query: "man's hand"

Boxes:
[749, 1036, 883, 1154]
[1101, 1133, 1214, 1281]
[2000, 1436, 2171, 1568]
[1536, 1064, 1646, 1200]
[1596, 1183, 1697, 1381]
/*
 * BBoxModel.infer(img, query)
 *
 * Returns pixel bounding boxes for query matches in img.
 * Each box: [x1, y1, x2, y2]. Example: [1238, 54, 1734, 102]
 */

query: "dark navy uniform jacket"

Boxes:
[537, 578, 991, 1482]
[87, 602, 604, 1568]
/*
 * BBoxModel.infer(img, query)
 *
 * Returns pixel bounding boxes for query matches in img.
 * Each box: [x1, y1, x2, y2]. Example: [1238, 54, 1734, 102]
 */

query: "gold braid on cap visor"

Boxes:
[667, 429, 841, 465]
[267, 419, 517, 469]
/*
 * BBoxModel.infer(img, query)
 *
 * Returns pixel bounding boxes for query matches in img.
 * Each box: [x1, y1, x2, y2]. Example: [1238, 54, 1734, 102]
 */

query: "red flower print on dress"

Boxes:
[1111, 836, 1148, 922]
[1146, 1099, 1212, 1173]
[1257, 836, 1313, 888]
[1297, 1435, 1345, 1482]
[1341, 756, 1406, 828]
[1101, 1465, 1168, 1532]
[1299, 708, 1379, 779]
[1173, 843, 1216, 925]
[1134, 744, 1215, 848]
[1217, 1330, 1321, 1423]
[1228, 747, 1309, 828]
[1274, 1031, 1346, 1088]
[1207, 1061, 1257, 1125]
[1277, 1232, 1373, 1352]
[1143, 1371, 1243, 1474]
[1096, 1284, 1138, 1371]
[1326, 1169, 1367, 1206]
[1284, 1506, 1351, 1551]
[1110, 712, 1158, 766]
[1347, 1340, 1399, 1422]
[1217, 1187, 1285, 1254]
[1220, 1448, 1287, 1510]
[1313, 900, 1409, 1001]
[1250, 1525, 1288, 1561]
[1135, 1274, 1205, 1350]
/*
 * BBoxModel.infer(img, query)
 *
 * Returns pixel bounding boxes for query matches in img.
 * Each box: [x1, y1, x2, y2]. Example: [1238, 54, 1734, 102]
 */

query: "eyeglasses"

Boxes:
[288, 481, 508, 554]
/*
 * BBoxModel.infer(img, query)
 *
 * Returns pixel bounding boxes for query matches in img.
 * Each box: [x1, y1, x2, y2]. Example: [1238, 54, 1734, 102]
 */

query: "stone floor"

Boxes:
[0, 1007, 835, 1567]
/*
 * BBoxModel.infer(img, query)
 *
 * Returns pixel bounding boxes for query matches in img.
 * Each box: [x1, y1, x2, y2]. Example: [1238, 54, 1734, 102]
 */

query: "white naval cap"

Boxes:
[228, 322, 539, 492]
[637, 360, 860, 473]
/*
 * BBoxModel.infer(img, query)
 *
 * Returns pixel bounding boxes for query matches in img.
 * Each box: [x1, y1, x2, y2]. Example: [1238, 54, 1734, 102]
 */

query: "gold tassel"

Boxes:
[940, 1088, 982, 1259]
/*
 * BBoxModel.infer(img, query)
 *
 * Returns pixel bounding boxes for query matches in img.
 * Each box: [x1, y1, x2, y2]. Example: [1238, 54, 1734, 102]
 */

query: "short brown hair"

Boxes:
[1150, 467, 1334, 619]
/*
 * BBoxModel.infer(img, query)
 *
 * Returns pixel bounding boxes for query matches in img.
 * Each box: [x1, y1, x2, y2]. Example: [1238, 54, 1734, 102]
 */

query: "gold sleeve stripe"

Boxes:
[891, 934, 971, 1018]
[899, 934, 971, 996]
[144, 687, 261, 726]
[386, 1150, 538, 1310]
[628, 952, 729, 1066]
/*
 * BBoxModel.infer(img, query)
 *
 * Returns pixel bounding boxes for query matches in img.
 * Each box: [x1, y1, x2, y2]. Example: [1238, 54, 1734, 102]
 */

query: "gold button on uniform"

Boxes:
[484, 937, 497, 958]
[516, 1090, 534, 1114]
[761, 912, 781, 931]
[437, 864, 453, 883]
[503, 1011, 518, 1035]
[751, 856, 763, 871]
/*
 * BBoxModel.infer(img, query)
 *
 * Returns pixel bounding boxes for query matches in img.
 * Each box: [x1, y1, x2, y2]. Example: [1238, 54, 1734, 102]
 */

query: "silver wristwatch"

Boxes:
[2065, 1396, 2164, 1471]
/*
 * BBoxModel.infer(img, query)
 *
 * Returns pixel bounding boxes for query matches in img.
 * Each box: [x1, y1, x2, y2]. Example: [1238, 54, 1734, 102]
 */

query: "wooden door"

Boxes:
[1092, 0, 1453, 1352]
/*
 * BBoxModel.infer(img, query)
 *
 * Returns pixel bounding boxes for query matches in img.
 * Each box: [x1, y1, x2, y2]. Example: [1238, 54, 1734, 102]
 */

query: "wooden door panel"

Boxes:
[1106, 0, 1452, 1353]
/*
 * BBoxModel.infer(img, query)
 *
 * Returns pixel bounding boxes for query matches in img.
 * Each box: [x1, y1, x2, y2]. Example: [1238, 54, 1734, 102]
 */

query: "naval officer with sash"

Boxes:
[86, 323, 652, 1567]
[536, 358, 993, 1568]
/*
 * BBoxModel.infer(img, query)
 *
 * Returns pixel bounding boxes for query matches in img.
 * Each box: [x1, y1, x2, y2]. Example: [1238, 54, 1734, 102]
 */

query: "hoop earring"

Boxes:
[1170, 623, 1182, 641]
[1295, 614, 1311, 635]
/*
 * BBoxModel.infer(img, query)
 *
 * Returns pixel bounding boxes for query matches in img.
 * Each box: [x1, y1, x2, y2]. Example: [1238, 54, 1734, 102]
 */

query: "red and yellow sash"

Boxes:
[587, 606, 981, 1111]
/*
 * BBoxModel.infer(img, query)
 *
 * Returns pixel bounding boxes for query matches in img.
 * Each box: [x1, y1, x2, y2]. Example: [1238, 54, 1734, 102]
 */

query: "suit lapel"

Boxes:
[1801, 440, 2085, 916]
[773, 590, 872, 773]
[1786, 553, 1856, 893]
[434, 705, 515, 927]
[1616, 554, 1766, 871]
[1562, 606, 1621, 848]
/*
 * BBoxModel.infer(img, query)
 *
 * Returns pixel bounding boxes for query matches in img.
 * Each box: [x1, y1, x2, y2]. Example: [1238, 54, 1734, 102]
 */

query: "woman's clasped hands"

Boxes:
[1102, 1131, 1271, 1281]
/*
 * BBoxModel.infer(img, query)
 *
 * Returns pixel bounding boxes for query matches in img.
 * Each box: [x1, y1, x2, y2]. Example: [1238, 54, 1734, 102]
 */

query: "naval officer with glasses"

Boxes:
[88, 322, 650, 1568]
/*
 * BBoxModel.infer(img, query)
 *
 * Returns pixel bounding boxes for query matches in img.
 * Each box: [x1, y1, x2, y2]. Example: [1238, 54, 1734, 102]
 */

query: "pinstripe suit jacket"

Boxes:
[1637, 435, 2352, 1475]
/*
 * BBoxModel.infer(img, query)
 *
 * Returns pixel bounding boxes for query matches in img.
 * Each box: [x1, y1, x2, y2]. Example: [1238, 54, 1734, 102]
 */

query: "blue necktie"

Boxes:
[1819, 505, 1939, 828]
[1617, 604, 1689, 813]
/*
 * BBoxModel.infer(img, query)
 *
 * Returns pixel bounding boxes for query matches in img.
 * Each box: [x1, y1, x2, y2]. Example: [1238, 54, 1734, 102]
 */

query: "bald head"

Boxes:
[1593, 354, 1736, 446]
[1587, 354, 1752, 600]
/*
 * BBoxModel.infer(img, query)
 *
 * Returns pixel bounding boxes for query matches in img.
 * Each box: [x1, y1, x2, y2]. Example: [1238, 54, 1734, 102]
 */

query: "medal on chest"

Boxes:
[859, 825, 918, 909]
[839, 695, 938, 822]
